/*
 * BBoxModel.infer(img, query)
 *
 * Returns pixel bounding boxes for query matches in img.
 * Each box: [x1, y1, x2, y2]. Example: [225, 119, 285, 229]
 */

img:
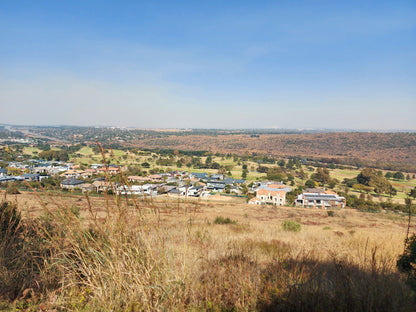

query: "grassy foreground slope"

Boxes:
[1, 190, 415, 311]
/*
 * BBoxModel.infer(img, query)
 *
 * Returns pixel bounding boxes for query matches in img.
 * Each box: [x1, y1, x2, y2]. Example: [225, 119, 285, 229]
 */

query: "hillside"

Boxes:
[1, 191, 415, 311]
[5, 126, 416, 171]
[132, 132, 416, 171]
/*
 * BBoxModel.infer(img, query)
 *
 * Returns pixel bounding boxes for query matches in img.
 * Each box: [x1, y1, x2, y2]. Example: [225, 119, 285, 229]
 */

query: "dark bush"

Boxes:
[397, 234, 416, 290]
[281, 220, 301, 232]
[213, 216, 237, 225]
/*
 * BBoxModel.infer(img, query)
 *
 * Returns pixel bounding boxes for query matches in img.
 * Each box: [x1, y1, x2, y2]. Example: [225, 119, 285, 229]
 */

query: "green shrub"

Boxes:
[213, 216, 237, 225]
[327, 210, 335, 217]
[281, 220, 301, 232]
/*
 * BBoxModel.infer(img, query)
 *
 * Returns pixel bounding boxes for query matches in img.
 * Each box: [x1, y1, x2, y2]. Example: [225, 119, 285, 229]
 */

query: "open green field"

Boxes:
[22, 146, 40, 155]
[77, 146, 95, 155]
[329, 168, 361, 180]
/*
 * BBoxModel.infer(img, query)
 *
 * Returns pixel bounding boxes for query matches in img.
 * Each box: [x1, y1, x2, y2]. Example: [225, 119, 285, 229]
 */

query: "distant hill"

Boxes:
[5, 126, 416, 171]
[132, 132, 416, 171]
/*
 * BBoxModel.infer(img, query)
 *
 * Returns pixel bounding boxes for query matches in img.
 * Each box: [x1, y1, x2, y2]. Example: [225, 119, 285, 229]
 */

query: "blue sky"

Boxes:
[1, 1, 415, 129]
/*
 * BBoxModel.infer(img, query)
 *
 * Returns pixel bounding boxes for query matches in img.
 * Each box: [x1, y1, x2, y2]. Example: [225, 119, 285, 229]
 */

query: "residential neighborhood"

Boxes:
[0, 155, 350, 209]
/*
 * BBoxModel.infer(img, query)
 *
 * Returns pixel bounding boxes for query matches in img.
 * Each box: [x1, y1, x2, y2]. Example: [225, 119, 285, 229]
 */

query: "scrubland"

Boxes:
[1, 190, 415, 311]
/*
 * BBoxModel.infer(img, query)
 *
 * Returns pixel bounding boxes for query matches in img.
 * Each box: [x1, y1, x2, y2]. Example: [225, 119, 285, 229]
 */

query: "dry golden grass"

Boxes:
[1, 189, 415, 311]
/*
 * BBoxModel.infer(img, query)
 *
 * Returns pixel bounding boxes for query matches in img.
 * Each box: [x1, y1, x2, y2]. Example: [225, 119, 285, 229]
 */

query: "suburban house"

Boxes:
[249, 182, 291, 206]
[81, 183, 94, 193]
[127, 175, 148, 183]
[118, 184, 147, 195]
[97, 166, 121, 175]
[168, 171, 189, 179]
[165, 184, 205, 197]
[249, 188, 287, 206]
[186, 185, 204, 197]
[248, 197, 262, 205]
[60, 169, 88, 179]
[189, 172, 209, 180]
[294, 188, 345, 209]
[22, 173, 40, 181]
[92, 180, 115, 193]
[223, 178, 246, 185]
[210, 174, 225, 181]
[252, 181, 292, 193]
[147, 174, 164, 182]
[60, 178, 85, 190]
[156, 185, 177, 195]
[206, 181, 226, 192]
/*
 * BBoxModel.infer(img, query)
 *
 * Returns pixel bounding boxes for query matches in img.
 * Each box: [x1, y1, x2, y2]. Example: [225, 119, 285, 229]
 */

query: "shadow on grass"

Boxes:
[259, 258, 414, 312]
[198, 253, 414, 312]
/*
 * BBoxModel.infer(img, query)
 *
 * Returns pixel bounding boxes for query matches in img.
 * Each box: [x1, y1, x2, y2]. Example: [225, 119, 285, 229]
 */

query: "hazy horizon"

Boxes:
[3, 123, 416, 133]
[1, 1, 415, 130]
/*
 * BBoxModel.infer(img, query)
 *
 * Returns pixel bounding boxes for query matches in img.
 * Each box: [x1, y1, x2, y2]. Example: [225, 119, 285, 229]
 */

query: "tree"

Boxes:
[298, 169, 307, 180]
[357, 168, 374, 186]
[311, 168, 331, 186]
[242, 169, 247, 179]
[257, 166, 268, 173]
[225, 184, 231, 194]
[305, 180, 316, 188]
[286, 189, 302, 205]
[211, 162, 221, 170]
[267, 167, 285, 181]
[240, 184, 248, 195]
[409, 187, 416, 200]
[58, 150, 69, 161]
[393, 171, 405, 180]
[387, 185, 397, 197]
[205, 155, 212, 167]
[286, 159, 295, 169]
[357, 168, 391, 195]
[385, 172, 393, 179]
[397, 234, 416, 291]
[343, 178, 358, 188]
